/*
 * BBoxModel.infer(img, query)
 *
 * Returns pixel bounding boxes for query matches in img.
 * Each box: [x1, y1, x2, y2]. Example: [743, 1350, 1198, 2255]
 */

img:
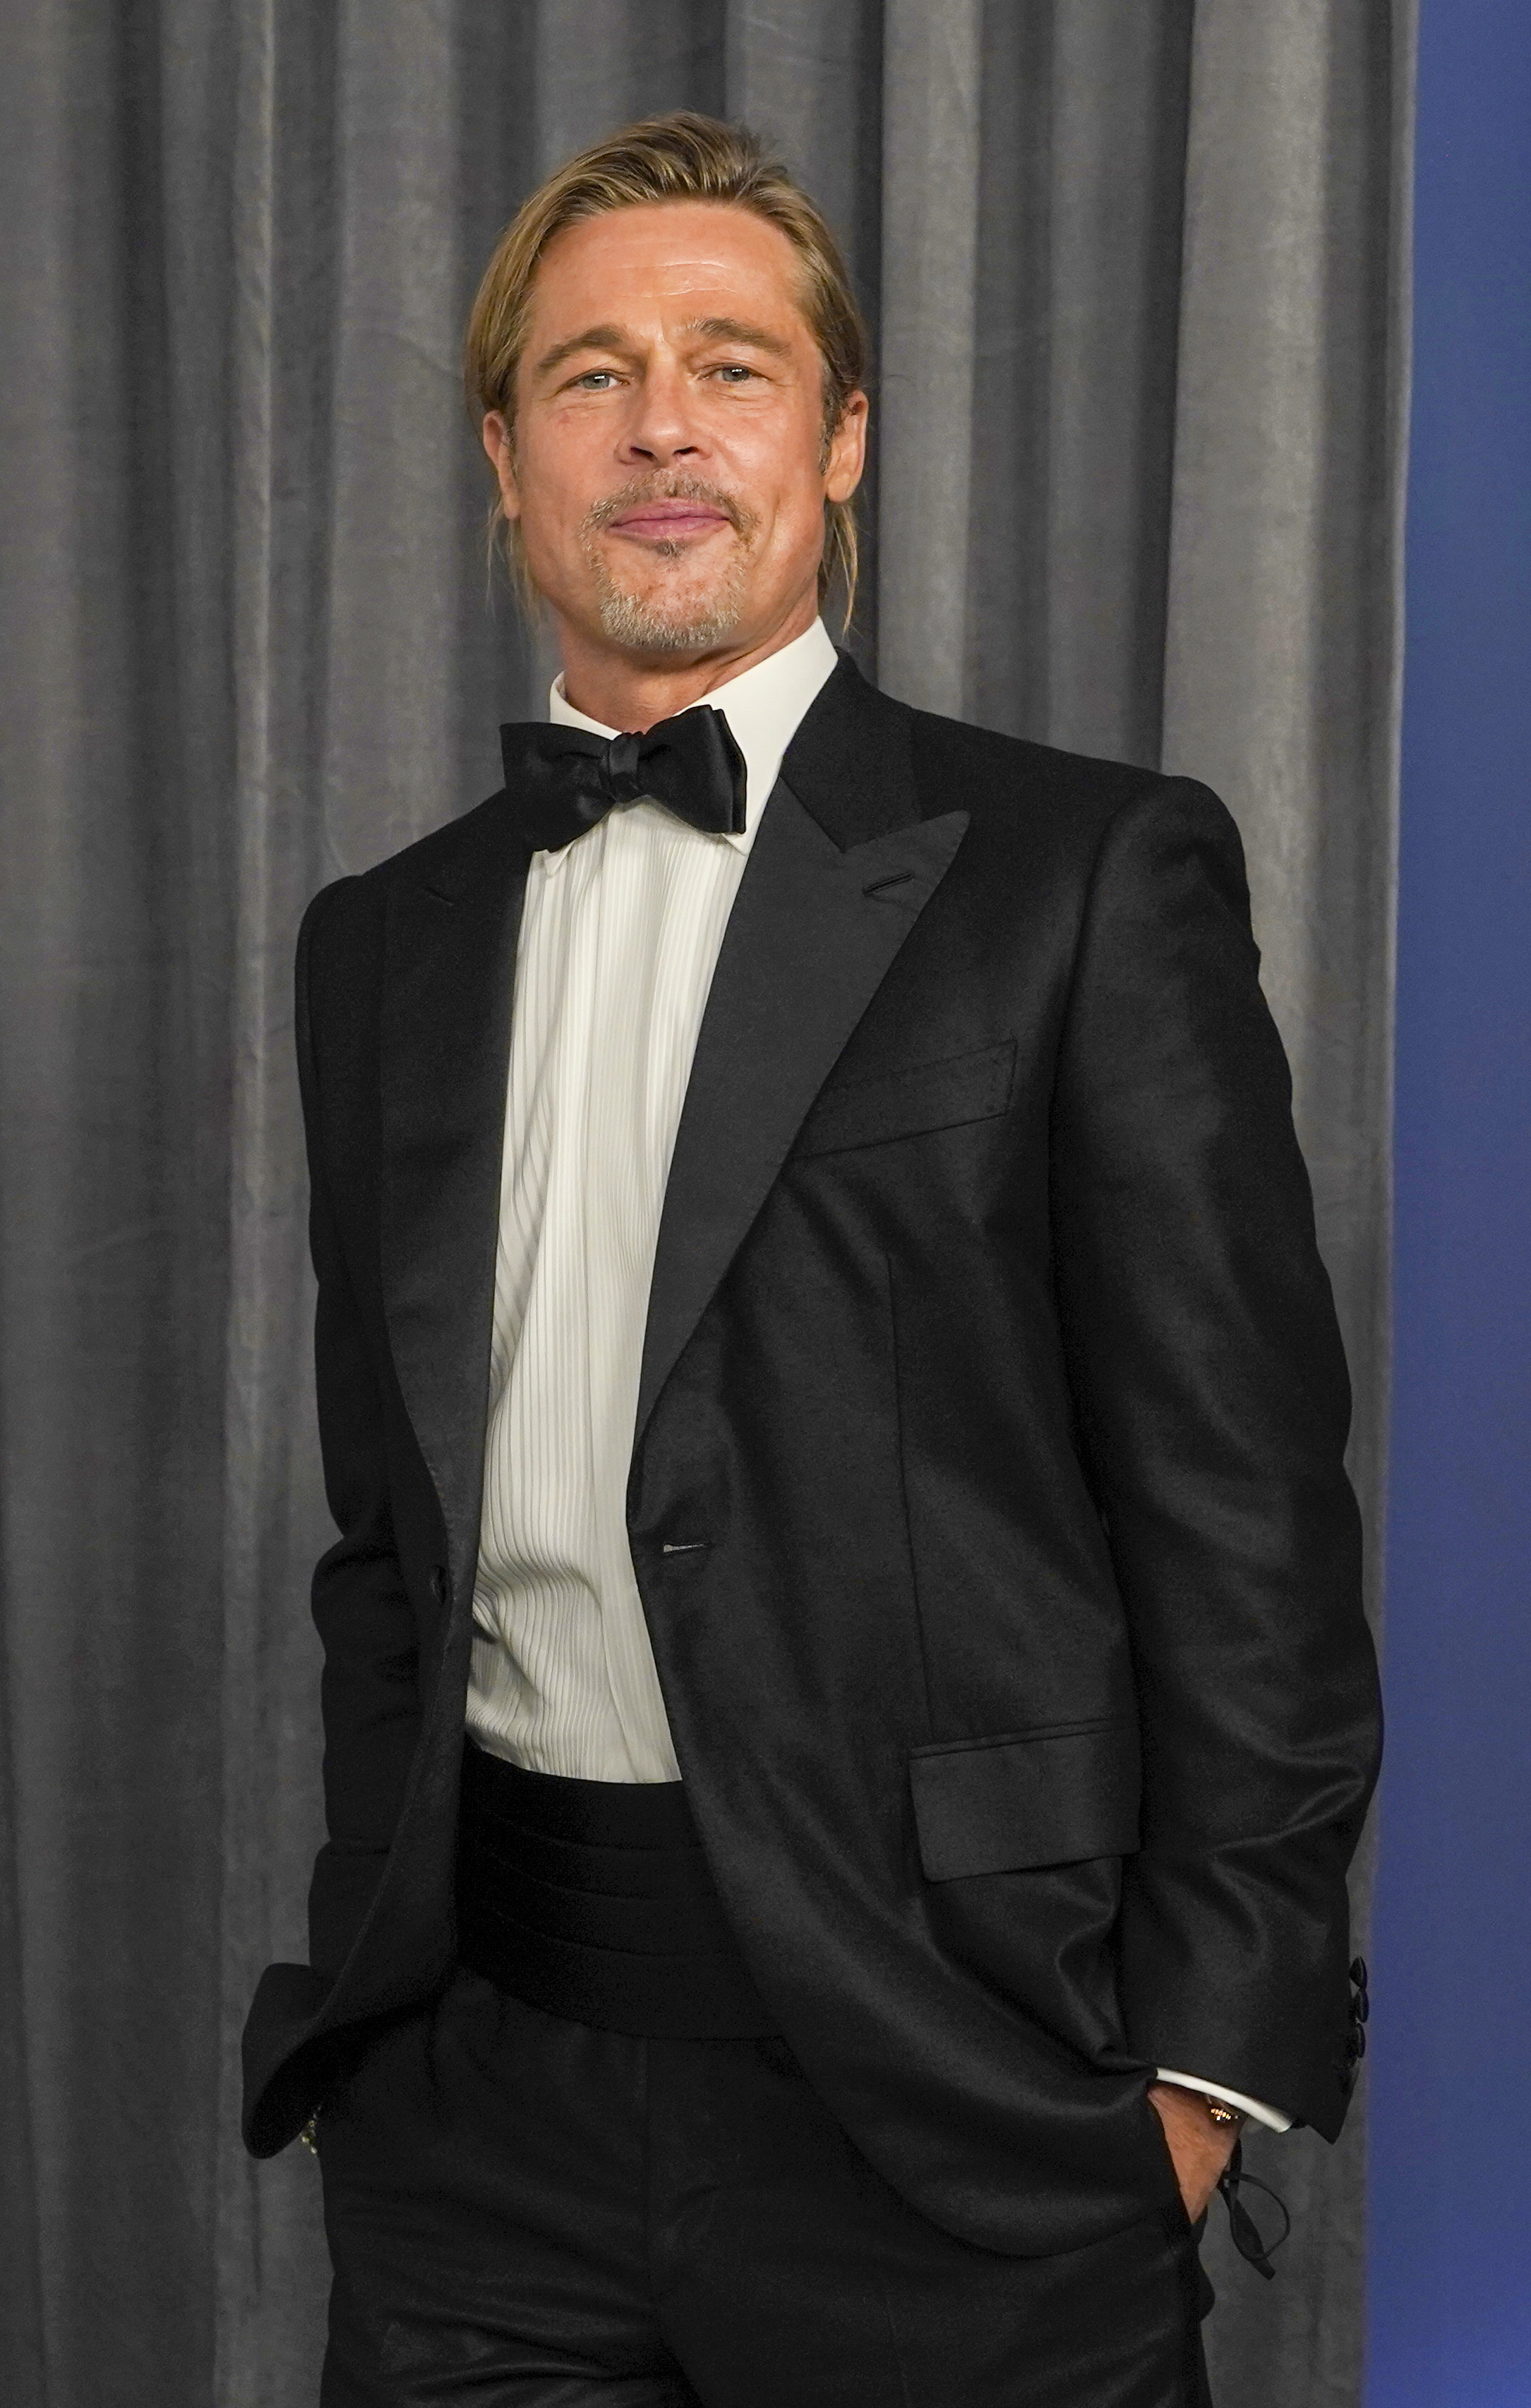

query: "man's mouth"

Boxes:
[605, 499, 734, 542]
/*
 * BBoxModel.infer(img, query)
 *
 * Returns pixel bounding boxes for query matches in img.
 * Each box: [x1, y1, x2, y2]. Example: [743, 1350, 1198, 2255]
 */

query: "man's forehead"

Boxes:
[528, 203, 809, 334]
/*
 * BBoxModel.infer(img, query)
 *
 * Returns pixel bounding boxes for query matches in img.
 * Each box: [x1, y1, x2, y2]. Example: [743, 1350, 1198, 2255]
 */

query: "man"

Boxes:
[242, 112, 1380, 2407]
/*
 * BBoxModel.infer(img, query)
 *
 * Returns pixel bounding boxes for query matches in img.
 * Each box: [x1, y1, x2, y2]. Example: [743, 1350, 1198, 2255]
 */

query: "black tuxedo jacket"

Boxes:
[241, 654, 1381, 2256]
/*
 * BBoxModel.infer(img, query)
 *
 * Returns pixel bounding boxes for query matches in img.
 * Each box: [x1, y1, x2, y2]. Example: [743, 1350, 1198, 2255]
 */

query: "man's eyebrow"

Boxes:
[533, 325, 635, 378]
[680, 315, 792, 358]
[532, 315, 795, 382]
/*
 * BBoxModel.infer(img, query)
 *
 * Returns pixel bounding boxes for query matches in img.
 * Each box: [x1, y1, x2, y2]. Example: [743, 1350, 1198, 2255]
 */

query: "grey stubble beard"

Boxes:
[580, 475, 760, 654]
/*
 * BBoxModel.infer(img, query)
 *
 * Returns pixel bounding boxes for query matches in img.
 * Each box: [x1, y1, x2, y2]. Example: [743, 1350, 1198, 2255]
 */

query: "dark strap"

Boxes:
[454, 1738, 779, 2039]
[1216, 2139, 1292, 2279]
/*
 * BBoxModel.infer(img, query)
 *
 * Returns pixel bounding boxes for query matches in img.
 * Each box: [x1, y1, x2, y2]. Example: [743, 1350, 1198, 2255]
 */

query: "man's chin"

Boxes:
[592, 583, 748, 656]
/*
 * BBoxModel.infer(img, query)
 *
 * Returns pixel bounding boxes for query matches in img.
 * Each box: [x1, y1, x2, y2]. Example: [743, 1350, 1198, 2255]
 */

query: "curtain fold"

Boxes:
[0, 6, 1411, 2402]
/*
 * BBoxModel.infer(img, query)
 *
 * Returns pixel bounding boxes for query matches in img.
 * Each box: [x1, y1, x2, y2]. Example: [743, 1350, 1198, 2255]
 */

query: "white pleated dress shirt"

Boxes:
[460, 612, 1287, 2131]
[465, 615, 839, 1786]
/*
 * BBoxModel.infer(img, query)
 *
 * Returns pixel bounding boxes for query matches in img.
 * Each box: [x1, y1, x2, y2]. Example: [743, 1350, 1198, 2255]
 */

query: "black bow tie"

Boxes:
[498, 706, 748, 857]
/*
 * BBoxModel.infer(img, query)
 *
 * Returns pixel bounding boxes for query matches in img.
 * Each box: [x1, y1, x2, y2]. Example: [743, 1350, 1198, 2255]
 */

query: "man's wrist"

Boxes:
[1147, 2080, 1242, 2220]
[1152, 2069, 1292, 2134]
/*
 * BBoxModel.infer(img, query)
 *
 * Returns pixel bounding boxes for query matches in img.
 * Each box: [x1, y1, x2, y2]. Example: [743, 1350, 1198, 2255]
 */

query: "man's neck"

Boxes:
[553, 590, 822, 732]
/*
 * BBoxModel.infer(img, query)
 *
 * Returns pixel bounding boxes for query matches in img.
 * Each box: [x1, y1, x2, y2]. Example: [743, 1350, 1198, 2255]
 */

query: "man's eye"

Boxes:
[713, 364, 758, 385]
[574, 371, 619, 390]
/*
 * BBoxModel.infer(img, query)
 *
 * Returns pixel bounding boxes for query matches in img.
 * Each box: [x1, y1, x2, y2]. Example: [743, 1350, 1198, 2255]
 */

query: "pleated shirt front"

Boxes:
[464, 618, 839, 1783]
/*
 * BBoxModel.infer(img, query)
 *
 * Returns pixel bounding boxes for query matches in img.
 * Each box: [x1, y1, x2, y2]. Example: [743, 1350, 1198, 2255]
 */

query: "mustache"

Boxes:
[580, 475, 758, 541]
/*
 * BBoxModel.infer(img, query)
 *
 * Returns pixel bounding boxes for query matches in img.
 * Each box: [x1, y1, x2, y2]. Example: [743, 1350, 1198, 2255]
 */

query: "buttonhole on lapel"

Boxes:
[661, 1541, 709, 1555]
[863, 870, 915, 898]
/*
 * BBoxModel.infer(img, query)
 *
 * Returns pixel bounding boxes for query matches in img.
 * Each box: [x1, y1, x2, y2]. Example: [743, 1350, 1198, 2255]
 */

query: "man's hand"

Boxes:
[1148, 2083, 1240, 2224]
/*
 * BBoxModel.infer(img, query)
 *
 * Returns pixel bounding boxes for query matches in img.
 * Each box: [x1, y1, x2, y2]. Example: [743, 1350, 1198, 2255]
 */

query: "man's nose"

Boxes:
[618, 366, 706, 466]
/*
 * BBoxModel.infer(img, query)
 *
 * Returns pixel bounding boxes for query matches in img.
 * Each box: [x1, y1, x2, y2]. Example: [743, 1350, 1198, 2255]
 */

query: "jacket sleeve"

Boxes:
[296, 880, 424, 1977]
[1050, 776, 1381, 2139]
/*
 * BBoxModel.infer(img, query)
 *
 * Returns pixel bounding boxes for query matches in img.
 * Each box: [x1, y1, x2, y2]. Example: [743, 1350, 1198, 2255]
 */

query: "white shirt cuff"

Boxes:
[1153, 2069, 1292, 2133]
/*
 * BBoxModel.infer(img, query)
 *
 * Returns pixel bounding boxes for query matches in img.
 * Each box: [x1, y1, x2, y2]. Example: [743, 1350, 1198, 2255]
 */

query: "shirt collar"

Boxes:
[543, 616, 839, 869]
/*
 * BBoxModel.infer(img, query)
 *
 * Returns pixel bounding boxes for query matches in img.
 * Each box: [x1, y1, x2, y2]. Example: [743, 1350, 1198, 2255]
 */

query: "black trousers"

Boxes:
[317, 1968, 1214, 2407]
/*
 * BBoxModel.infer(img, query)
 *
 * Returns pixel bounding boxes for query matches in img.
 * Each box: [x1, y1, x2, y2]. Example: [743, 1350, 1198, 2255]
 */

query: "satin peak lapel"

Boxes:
[635, 660, 968, 1446]
[380, 801, 527, 1611]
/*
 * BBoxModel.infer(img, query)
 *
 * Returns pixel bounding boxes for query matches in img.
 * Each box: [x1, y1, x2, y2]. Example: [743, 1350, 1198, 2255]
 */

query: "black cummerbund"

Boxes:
[454, 1737, 780, 2039]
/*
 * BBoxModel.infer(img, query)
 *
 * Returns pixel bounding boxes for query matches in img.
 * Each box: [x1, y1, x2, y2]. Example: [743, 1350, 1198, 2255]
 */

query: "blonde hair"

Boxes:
[464, 111, 867, 630]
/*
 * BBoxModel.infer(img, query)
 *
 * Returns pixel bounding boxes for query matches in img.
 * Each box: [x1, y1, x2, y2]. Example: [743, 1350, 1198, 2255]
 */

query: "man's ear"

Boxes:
[824, 390, 868, 505]
[481, 411, 522, 524]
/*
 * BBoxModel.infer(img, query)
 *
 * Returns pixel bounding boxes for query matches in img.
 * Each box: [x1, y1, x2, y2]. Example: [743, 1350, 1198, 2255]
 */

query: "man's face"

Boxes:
[484, 201, 866, 663]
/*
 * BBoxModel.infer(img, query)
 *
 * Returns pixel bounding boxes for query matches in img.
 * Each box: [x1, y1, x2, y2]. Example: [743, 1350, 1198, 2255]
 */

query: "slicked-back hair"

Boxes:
[465, 111, 867, 628]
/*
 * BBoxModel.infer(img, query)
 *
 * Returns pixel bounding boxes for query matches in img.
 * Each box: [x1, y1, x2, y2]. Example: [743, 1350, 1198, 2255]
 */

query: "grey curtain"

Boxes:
[0, 4, 1411, 2402]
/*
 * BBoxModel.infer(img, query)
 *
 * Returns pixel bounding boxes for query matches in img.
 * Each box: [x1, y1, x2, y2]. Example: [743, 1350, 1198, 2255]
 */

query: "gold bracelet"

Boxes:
[1203, 2097, 1244, 2128]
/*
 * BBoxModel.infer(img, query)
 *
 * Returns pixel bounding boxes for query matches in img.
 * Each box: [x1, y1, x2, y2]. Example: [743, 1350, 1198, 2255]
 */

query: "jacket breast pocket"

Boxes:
[908, 1717, 1141, 1882]
[791, 1038, 1016, 1160]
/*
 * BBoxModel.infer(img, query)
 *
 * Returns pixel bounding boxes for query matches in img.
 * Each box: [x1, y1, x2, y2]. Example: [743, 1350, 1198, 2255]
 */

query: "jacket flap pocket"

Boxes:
[792, 1039, 1014, 1160]
[908, 1718, 1141, 1882]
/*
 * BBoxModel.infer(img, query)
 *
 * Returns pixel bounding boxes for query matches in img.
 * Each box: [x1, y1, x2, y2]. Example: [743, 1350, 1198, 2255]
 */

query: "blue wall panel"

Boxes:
[1367, 3, 1531, 2400]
